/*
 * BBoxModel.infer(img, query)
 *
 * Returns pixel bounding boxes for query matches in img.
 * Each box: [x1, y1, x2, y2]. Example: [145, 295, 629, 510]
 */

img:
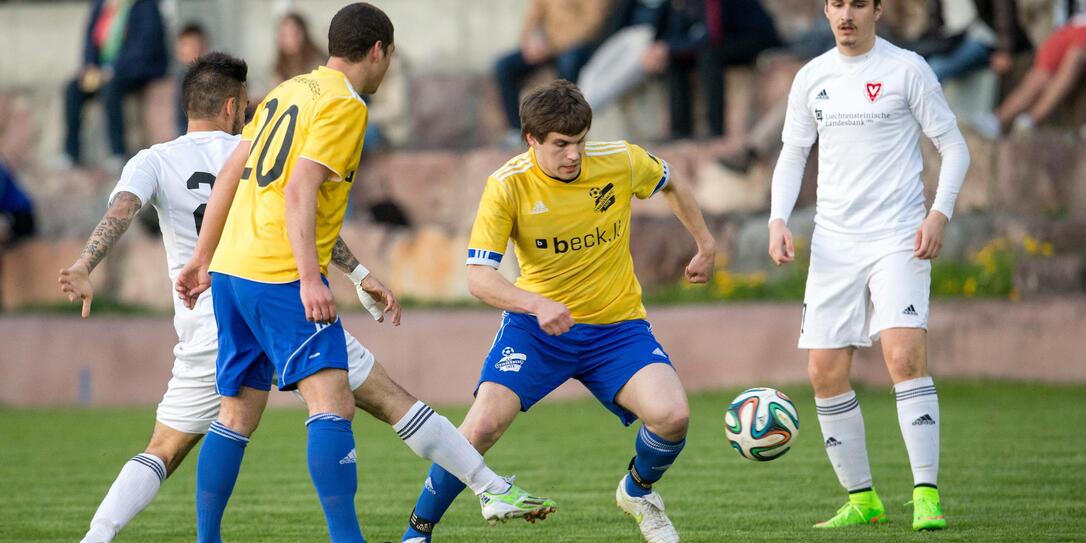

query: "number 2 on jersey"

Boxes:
[243, 98, 300, 187]
[186, 172, 216, 235]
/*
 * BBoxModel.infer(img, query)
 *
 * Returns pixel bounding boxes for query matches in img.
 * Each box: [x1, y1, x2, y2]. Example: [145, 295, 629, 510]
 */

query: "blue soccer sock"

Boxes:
[625, 425, 686, 498]
[402, 464, 467, 541]
[196, 421, 250, 543]
[306, 414, 365, 543]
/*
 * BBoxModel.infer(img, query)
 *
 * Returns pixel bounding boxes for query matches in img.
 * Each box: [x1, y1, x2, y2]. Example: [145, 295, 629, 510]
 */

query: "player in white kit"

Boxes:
[59, 52, 550, 543]
[766, 0, 969, 532]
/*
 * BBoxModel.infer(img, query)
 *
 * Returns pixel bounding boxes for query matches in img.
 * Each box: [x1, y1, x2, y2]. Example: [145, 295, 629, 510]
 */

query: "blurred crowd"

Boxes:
[0, 0, 1083, 249]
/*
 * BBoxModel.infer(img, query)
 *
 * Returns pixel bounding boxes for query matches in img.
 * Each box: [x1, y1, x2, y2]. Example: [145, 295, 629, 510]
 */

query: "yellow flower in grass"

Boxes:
[1023, 235, 1040, 255]
[963, 277, 978, 298]
[1041, 242, 1053, 257]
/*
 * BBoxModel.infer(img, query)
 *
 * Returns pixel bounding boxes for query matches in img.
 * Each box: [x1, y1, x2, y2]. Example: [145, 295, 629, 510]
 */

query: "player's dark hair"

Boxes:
[178, 22, 206, 39]
[825, 0, 881, 7]
[519, 80, 593, 143]
[182, 51, 248, 120]
[328, 2, 394, 61]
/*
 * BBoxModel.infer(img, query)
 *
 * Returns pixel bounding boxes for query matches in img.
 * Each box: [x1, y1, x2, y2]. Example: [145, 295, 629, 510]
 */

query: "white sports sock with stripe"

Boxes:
[80, 453, 166, 543]
[815, 390, 874, 492]
[393, 401, 509, 495]
[895, 376, 940, 487]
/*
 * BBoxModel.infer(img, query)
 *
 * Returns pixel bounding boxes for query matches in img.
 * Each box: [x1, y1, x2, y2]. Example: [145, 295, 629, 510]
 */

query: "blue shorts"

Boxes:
[478, 312, 673, 425]
[211, 273, 349, 396]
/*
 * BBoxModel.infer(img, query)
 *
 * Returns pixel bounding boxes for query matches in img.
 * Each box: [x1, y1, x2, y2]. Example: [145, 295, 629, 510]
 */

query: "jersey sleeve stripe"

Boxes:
[493, 154, 531, 177]
[586, 140, 626, 149]
[651, 160, 671, 196]
[586, 148, 628, 156]
[297, 155, 346, 179]
[495, 164, 533, 180]
[466, 248, 503, 268]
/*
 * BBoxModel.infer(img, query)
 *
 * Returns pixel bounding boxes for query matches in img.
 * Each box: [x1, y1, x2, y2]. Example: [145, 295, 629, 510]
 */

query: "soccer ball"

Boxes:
[724, 387, 800, 461]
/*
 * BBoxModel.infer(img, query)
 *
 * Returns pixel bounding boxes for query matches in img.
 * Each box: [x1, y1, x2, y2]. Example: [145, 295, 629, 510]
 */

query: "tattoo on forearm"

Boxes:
[331, 236, 360, 273]
[79, 192, 141, 271]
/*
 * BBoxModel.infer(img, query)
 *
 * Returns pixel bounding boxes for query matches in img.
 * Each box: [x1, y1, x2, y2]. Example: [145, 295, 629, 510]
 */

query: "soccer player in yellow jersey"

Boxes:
[174, 5, 555, 543]
[401, 80, 716, 543]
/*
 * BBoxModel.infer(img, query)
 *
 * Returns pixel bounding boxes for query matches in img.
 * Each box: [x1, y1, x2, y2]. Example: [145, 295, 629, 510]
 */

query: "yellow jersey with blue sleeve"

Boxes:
[210, 66, 368, 283]
[467, 140, 670, 324]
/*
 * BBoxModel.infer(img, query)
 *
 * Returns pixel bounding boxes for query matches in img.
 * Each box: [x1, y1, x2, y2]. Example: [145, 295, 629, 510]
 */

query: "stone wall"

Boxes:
[2, 298, 1083, 407]
[4, 129, 1084, 310]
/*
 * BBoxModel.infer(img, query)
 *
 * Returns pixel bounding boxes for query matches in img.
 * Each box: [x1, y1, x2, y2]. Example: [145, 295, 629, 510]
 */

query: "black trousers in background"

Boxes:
[667, 32, 781, 139]
[64, 75, 152, 163]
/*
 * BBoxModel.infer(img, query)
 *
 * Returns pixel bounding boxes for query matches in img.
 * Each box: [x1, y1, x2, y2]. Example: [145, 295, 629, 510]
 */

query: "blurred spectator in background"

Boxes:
[0, 97, 36, 248]
[716, 24, 835, 174]
[272, 12, 326, 86]
[973, 0, 1086, 137]
[578, 0, 669, 111]
[494, 0, 611, 146]
[657, 0, 780, 140]
[361, 56, 412, 153]
[174, 23, 209, 134]
[925, 0, 1033, 82]
[62, 0, 167, 171]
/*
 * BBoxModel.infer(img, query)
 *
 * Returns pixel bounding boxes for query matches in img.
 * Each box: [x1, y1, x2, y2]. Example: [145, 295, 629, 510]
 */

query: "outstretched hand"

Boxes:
[768, 219, 795, 266]
[914, 211, 948, 260]
[175, 259, 211, 309]
[685, 248, 714, 283]
[358, 274, 401, 326]
[58, 263, 93, 318]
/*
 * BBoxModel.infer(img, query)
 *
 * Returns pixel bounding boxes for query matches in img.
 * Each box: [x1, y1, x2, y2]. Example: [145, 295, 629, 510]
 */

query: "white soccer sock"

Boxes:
[894, 376, 940, 487]
[815, 390, 874, 492]
[80, 453, 167, 543]
[393, 401, 509, 495]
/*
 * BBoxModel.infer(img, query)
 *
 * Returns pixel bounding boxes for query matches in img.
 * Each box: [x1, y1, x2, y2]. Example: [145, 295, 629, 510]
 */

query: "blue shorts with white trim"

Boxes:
[477, 312, 673, 425]
[211, 273, 348, 396]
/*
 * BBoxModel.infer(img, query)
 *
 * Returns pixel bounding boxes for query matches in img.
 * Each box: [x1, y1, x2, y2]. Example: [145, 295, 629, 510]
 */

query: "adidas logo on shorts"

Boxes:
[824, 437, 842, 448]
[912, 414, 936, 426]
[902, 304, 919, 316]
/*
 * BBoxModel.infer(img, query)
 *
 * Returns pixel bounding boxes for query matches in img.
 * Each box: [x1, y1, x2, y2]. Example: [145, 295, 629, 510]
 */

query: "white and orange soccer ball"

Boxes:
[724, 387, 800, 461]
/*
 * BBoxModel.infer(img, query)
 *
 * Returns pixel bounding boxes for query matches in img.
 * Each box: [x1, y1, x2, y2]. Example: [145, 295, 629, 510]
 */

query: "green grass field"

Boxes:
[2, 381, 1084, 542]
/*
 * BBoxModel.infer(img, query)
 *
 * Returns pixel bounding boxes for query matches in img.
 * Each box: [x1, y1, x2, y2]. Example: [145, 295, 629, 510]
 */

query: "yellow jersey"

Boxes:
[210, 66, 368, 282]
[467, 140, 670, 324]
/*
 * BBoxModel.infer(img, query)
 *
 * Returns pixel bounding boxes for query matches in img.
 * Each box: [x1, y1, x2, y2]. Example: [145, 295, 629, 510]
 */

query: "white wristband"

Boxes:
[346, 263, 370, 285]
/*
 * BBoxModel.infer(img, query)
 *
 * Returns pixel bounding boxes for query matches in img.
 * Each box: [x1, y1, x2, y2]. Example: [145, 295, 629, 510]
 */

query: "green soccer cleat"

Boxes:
[813, 489, 887, 528]
[479, 479, 557, 525]
[909, 486, 947, 531]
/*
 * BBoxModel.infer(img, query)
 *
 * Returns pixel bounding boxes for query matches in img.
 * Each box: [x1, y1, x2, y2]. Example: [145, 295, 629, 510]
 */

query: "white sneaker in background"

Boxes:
[969, 112, 1003, 140]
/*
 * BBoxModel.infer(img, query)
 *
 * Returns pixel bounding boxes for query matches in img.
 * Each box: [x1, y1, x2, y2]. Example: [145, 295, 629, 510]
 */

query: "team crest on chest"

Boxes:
[865, 82, 883, 103]
[589, 183, 616, 213]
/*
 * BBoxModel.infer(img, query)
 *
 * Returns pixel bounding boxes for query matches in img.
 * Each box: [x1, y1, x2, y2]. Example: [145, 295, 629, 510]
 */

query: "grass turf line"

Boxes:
[1, 381, 1084, 542]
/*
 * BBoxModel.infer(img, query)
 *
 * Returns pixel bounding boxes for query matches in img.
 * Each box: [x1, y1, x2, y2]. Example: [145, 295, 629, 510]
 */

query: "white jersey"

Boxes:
[782, 38, 958, 237]
[109, 131, 239, 372]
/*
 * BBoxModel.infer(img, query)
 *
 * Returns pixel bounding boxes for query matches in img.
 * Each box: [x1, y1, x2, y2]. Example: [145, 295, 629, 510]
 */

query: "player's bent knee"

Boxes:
[885, 350, 924, 380]
[462, 418, 506, 452]
[353, 363, 416, 424]
[645, 406, 689, 441]
[808, 359, 851, 396]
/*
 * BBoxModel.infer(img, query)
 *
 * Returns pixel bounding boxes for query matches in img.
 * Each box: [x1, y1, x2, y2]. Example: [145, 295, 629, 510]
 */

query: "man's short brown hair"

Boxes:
[519, 80, 592, 143]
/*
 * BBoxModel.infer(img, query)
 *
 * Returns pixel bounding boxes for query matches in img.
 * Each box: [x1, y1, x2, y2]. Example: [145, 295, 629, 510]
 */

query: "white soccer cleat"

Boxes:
[616, 477, 679, 543]
[402, 538, 428, 543]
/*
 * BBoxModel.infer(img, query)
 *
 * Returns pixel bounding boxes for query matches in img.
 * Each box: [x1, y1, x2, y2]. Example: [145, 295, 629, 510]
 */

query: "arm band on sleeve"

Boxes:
[930, 126, 970, 221]
[769, 143, 811, 225]
[346, 263, 370, 285]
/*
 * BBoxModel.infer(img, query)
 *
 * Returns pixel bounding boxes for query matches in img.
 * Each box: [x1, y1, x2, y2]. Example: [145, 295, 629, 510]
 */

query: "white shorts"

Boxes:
[155, 330, 375, 434]
[798, 227, 931, 349]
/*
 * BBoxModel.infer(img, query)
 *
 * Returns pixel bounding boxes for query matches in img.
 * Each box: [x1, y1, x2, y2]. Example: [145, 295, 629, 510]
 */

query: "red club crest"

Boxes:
[865, 82, 883, 103]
